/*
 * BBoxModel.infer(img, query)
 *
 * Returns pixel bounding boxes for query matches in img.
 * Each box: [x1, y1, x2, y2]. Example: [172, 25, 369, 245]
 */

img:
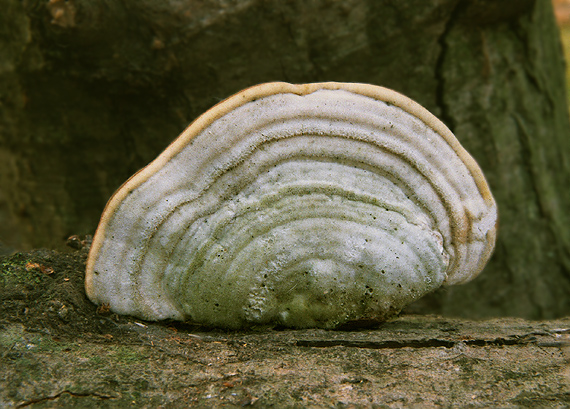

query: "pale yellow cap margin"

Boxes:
[85, 82, 497, 298]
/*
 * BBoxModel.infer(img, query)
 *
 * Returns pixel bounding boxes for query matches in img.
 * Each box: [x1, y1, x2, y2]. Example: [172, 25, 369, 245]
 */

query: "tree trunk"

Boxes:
[1, 0, 569, 319]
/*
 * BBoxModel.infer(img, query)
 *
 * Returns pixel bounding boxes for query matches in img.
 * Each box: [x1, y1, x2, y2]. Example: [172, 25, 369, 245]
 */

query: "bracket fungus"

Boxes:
[85, 82, 497, 329]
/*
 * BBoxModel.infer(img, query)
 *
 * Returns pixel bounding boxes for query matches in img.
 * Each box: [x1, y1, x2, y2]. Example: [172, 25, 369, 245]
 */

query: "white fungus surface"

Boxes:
[85, 82, 497, 328]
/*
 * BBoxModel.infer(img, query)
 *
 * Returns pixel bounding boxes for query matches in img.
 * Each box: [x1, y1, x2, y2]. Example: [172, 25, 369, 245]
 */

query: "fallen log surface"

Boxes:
[1, 315, 569, 408]
[1, 249, 569, 407]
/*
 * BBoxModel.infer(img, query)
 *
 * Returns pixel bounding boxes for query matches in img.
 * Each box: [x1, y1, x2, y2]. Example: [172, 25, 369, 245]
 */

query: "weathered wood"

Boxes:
[1, 0, 569, 319]
[0, 249, 569, 407]
[2, 316, 569, 407]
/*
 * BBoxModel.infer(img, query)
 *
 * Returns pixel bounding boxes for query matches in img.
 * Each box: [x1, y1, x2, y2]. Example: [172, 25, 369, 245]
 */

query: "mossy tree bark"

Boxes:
[1, 249, 569, 408]
[1, 0, 569, 318]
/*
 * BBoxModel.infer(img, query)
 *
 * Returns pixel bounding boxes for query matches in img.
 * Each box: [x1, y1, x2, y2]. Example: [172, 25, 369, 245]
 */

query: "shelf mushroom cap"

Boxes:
[85, 82, 497, 329]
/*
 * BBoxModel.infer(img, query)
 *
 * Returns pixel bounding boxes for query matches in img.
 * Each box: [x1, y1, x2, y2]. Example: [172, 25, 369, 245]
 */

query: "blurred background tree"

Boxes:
[1, 0, 569, 319]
